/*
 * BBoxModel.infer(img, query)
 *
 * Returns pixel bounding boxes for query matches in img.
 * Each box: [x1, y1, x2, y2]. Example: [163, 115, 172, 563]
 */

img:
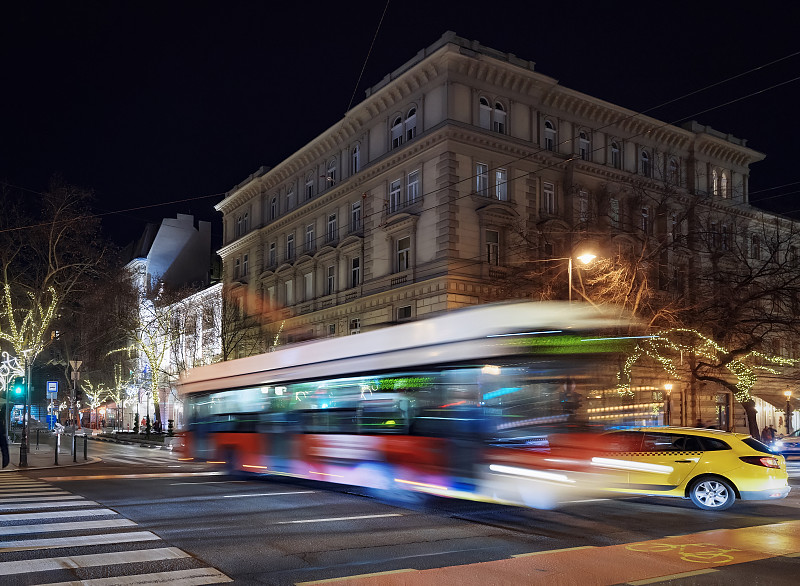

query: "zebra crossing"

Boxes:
[99, 451, 183, 467]
[0, 472, 231, 585]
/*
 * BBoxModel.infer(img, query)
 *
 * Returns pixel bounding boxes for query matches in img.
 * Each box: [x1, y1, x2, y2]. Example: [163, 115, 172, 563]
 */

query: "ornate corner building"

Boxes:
[214, 32, 797, 432]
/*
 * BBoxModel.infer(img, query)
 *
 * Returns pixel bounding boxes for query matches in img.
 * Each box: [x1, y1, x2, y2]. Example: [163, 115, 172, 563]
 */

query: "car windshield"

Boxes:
[743, 437, 779, 454]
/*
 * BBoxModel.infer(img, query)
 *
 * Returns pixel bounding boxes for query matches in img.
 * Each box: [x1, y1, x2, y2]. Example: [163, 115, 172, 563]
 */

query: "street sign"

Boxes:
[47, 381, 58, 400]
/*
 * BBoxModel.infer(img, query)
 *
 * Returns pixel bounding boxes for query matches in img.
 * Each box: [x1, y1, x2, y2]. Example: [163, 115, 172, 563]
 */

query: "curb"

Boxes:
[0, 456, 102, 473]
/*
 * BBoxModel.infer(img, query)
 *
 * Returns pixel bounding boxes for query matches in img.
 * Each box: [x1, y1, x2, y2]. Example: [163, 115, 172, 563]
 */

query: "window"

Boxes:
[479, 96, 491, 129]
[269, 242, 276, 266]
[640, 150, 651, 177]
[266, 285, 276, 310]
[493, 102, 506, 134]
[286, 184, 295, 210]
[234, 257, 240, 279]
[389, 179, 402, 213]
[326, 158, 337, 187]
[610, 141, 621, 169]
[351, 257, 360, 288]
[486, 230, 499, 265]
[476, 163, 489, 196]
[669, 159, 679, 184]
[305, 173, 314, 200]
[326, 265, 335, 295]
[236, 215, 243, 238]
[495, 168, 507, 201]
[305, 224, 315, 253]
[579, 190, 589, 224]
[712, 170, 719, 195]
[671, 213, 680, 243]
[328, 323, 336, 337]
[304, 272, 313, 301]
[405, 107, 417, 141]
[351, 144, 360, 175]
[397, 305, 412, 320]
[270, 197, 278, 220]
[286, 233, 295, 260]
[751, 234, 761, 260]
[351, 201, 362, 232]
[544, 120, 556, 151]
[542, 182, 555, 214]
[722, 224, 730, 250]
[284, 279, 294, 306]
[641, 207, 649, 234]
[242, 253, 248, 276]
[243, 212, 249, 233]
[610, 197, 620, 228]
[350, 318, 361, 335]
[407, 170, 420, 204]
[579, 131, 590, 161]
[711, 221, 719, 249]
[391, 116, 403, 149]
[327, 213, 337, 243]
[397, 236, 410, 271]
[720, 172, 728, 198]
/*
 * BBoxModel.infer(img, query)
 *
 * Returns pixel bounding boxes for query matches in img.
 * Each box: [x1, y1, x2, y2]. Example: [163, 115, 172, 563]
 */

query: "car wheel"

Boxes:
[689, 477, 735, 511]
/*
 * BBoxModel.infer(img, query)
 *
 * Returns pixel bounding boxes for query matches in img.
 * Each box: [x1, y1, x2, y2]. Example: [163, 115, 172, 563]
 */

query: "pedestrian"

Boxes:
[762, 425, 774, 444]
[769, 424, 778, 440]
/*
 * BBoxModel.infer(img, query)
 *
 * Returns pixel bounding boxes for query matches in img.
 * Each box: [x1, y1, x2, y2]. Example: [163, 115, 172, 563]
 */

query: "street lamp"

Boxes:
[529, 253, 596, 302]
[785, 390, 793, 435]
[664, 383, 673, 426]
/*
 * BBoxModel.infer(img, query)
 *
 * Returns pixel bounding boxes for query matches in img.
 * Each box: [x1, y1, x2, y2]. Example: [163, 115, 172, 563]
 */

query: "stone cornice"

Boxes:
[217, 229, 261, 258]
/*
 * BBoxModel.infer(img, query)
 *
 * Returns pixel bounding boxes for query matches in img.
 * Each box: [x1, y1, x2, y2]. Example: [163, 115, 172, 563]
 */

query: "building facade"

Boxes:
[215, 32, 797, 432]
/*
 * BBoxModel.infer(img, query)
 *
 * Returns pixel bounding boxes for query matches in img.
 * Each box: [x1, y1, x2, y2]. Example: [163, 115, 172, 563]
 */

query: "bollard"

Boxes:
[83, 434, 88, 461]
[54, 434, 59, 466]
[36, 429, 40, 450]
[73, 434, 77, 463]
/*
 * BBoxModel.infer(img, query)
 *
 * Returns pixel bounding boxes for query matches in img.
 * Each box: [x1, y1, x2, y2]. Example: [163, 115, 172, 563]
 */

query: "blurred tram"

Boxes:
[177, 301, 640, 508]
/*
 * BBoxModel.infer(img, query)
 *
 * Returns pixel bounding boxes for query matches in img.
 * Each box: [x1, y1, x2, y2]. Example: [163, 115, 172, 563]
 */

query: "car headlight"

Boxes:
[773, 441, 784, 450]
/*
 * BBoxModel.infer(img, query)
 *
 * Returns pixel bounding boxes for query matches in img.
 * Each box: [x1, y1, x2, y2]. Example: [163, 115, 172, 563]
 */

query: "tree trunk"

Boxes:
[741, 399, 759, 438]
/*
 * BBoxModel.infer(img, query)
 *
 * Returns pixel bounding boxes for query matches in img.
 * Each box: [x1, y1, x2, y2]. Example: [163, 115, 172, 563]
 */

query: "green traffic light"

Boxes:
[12, 381, 24, 395]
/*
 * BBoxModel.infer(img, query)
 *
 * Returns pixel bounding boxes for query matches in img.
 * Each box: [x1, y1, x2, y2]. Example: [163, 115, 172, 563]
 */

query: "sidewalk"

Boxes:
[1, 434, 101, 472]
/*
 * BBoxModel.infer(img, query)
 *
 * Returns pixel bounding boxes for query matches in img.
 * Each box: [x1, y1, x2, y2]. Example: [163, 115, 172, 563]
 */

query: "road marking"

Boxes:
[0, 530, 160, 552]
[628, 568, 719, 584]
[0, 495, 82, 503]
[0, 508, 118, 521]
[0, 546, 189, 576]
[276, 513, 403, 524]
[297, 568, 417, 585]
[0, 499, 99, 510]
[41, 471, 226, 481]
[0, 489, 67, 497]
[168, 481, 247, 486]
[513, 545, 598, 557]
[222, 491, 316, 498]
[36, 566, 233, 585]
[0, 518, 137, 536]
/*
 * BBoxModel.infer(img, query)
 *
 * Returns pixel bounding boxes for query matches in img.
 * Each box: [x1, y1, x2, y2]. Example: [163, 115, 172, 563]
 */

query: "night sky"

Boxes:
[2, 1, 798, 248]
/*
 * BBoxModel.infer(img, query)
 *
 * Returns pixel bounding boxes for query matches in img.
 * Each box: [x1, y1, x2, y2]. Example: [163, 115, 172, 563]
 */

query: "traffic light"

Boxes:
[11, 380, 24, 397]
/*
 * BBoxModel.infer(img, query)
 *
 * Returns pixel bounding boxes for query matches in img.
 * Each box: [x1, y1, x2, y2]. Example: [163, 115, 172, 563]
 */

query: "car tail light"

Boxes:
[740, 456, 781, 469]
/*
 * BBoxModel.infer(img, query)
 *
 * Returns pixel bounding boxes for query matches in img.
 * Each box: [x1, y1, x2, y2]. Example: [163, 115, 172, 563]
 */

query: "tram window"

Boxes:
[299, 409, 359, 434]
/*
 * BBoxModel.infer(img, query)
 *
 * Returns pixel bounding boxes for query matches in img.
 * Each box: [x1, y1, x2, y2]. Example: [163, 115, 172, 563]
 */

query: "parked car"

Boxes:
[773, 429, 800, 456]
[598, 427, 790, 511]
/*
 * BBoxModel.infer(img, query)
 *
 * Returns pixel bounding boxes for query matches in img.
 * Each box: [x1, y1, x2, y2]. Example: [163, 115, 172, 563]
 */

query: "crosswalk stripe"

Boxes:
[0, 495, 82, 503]
[0, 530, 160, 552]
[35, 567, 233, 585]
[0, 490, 67, 497]
[0, 545, 189, 575]
[0, 499, 99, 510]
[0, 482, 49, 488]
[0, 508, 117, 521]
[0, 518, 137, 535]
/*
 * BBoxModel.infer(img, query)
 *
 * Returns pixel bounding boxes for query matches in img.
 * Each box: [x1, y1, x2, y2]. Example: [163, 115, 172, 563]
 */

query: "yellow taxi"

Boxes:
[597, 426, 790, 510]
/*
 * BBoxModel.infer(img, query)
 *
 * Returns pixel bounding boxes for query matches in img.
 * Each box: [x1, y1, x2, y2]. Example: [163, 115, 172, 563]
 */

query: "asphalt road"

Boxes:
[3, 441, 798, 585]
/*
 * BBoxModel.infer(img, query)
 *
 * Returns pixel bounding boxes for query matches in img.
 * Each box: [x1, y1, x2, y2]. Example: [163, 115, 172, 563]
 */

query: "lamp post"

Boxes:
[785, 390, 793, 435]
[18, 350, 31, 467]
[529, 253, 596, 302]
[664, 383, 673, 426]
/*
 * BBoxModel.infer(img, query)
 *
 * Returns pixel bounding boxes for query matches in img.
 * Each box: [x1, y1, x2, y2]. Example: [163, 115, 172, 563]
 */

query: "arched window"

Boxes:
[711, 169, 718, 195]
[270, 196, 278, 220]
[305, 172, 314, 200]
[544, 120, 556, 151]
[405, 107, 417, 141]
[326, 158, 337, 187]
[720, 172, 728, 198]
[579, 131, 590, 161]
[669, 159, 680, 184]
[493, 102, 506, 134]
[479, 97, 491, 129]
[391, 116, 403, 149]
[286, 184, 295, 210]
[610, 141, 621, 169]
[351, 144, 360, 175]
[640, 150, 651, 177]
